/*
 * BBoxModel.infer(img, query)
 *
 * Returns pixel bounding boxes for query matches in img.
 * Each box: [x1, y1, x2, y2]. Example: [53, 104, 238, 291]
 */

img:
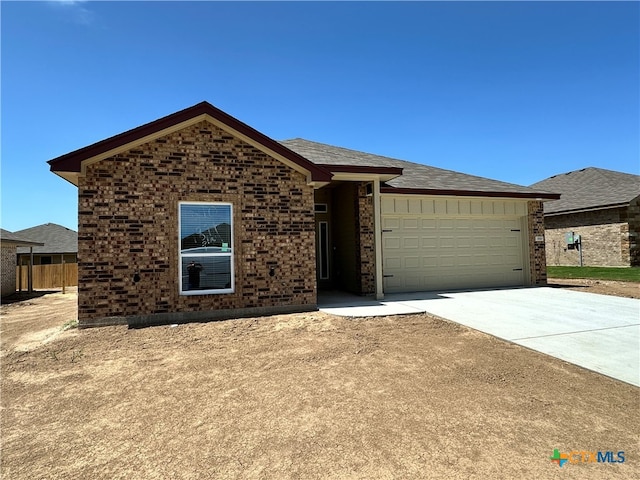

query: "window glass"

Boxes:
[179, 202, 233, 295]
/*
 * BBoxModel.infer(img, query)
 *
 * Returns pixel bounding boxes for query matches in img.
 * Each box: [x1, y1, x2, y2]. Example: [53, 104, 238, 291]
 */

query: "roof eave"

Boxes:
[380, 186, 560, 200]
[316, 164, 403, 183]
[1, 240, 45, 247]
[544, 202, 630, 216]
[48, 102, 332, 185]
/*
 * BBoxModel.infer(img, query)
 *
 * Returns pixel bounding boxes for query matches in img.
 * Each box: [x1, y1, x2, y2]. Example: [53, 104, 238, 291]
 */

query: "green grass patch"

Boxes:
[547, 266, 640, 282]
[61, 319, 79, 331]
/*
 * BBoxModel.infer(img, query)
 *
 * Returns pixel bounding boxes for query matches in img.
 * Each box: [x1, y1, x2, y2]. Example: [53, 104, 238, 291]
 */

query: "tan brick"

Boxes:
[544, 202, 638, 267]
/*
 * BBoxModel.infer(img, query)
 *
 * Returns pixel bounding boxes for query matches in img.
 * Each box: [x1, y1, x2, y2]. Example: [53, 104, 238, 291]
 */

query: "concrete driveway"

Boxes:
[319, 287, 640, 386]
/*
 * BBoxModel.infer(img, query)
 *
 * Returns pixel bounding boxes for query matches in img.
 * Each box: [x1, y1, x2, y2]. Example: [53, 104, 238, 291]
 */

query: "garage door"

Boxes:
[382, 196, 528, 292]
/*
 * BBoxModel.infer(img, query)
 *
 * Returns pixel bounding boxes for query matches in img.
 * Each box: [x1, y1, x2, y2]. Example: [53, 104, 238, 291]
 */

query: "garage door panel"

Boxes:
[421, 237, 438, 248]
[422, 256, 438, 267]
[473, 254, 489, 266]
[384, 257, 402, 269]
[457, 236, 473, 248]
[505, 237, 519, 248]
[439, 255, 456, 267]
[456, 254, 473, 267]
[403, 237, 419, 249]
[439, 219, 455, 229]
[384, 236, 401, 249]
[404, 256, 421, 268]
[383, 217, 401, 229]
[473, 237, 488, 248]
[402, 218, 419, 229]
[382, 202, 526, 292]
[421, 218, 437, 229]
[489, 237, 505, 247]
[438, 236, 456, 247]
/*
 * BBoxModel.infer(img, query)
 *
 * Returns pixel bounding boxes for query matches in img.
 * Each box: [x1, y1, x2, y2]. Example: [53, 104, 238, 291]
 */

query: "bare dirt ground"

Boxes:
[1, 284, 638, 479]
[548, 278, 639, 299]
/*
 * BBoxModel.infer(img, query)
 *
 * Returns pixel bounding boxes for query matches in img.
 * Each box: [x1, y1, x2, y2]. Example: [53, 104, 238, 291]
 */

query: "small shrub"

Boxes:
[47, 349, 60, 361]
[70, 349, 84, 363]
[61, 319, 79, 331]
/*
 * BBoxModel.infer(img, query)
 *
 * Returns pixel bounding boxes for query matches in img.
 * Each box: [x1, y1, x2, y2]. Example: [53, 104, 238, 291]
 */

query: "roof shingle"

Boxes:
[530, 167, 640, 214]
[281, 138, 557, 198]
[14, 223, 77, 255]
[0, 229, 44, 247]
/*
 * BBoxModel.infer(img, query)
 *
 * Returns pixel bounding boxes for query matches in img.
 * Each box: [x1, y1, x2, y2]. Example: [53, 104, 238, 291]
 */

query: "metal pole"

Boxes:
[579, 240, 583, 267]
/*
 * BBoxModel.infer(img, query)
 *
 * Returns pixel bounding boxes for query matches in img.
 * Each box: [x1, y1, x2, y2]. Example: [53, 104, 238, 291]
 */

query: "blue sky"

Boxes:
[2, 1, 638, 232]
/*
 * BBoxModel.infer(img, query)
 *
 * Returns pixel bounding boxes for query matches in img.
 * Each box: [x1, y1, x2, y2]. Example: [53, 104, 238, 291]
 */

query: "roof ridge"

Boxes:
[543, 166, 639, 180]
[281, 138, 557, 198]
[15, 223, 77, 234]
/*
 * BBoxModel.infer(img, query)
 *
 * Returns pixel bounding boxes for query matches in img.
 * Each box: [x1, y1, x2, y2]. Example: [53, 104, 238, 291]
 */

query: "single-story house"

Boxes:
[0, 229, 44, 296]
[531, 168, 639, 267]
[48, 101, 559, 327]
[15, 223, 78, 266]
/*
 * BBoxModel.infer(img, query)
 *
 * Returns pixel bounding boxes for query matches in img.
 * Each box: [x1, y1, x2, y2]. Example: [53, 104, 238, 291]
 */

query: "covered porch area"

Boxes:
[312, 165, 402, 298]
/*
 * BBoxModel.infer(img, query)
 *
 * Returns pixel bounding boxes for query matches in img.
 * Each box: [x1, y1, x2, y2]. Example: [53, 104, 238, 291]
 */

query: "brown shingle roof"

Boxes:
[281, 138, 558, 199]
[530, 167, 640, 214]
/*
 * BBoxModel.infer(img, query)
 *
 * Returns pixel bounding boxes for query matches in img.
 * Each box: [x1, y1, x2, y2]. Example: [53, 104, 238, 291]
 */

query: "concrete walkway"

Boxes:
[318, 287, 640, 386]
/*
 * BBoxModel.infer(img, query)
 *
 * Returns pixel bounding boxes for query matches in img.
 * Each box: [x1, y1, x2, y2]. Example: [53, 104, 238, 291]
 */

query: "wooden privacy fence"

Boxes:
[16, 263, 78, 290]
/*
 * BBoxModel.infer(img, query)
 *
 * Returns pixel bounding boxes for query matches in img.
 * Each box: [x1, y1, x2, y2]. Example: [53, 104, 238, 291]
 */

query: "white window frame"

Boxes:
[318, 221, 330, 280]
[178, 201, 234, 296]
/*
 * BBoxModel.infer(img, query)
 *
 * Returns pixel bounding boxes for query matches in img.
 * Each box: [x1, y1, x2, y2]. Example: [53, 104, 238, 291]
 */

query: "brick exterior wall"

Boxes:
[621, 196, 640, 266]
[77, 121, 317, 326]
[1, 245, 16, 297]
[356, 183, 375, 295]
[544, 205, 638, 267]
[527, 201, 547, 285]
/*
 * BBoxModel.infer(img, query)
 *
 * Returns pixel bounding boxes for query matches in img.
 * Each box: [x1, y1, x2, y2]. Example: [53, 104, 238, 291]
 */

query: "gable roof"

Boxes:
[48, 101, 332, 186]
[530, 167, 640, 214]
[281, 139, 559, 199]
[0, 229, 44, 247]
[14, 223, 77, 255]
[46, 101, 558, 200]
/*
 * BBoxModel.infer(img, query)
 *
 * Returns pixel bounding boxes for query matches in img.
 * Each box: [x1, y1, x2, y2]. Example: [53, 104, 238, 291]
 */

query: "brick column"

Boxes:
[528, 200, 547, 285]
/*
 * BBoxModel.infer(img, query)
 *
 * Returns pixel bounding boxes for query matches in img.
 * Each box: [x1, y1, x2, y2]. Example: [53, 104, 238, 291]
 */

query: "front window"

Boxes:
[179, 202, 234, 295]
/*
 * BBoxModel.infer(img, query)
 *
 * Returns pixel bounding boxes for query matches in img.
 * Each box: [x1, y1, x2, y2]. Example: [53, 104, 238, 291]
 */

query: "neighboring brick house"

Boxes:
[0, 229, 43, 296]
[48, 102, 559, 327]
[531, 168, 640, 267]
[15, 223, 78, 266]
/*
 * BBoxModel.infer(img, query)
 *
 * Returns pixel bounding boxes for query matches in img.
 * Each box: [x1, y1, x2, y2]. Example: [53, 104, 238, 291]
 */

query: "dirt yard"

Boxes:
[1, 284, 638, 479]
[548, 278, 639, 299]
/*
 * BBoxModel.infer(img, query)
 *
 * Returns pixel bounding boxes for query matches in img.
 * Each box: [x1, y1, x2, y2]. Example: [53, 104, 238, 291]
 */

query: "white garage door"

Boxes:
[382, 196, 528, 293]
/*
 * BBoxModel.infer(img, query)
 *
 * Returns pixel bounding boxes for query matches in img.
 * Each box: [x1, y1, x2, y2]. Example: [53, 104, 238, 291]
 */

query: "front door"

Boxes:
[314, 201, 332, 289]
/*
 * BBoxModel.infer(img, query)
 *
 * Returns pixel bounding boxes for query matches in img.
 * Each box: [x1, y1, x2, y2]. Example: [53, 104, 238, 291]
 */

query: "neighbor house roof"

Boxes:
[530, 167, 640, 215]
[0, 229, 44, 247]
[48, 101, 332, 185]
[14, 223, 77, 255]
[281, 139, 559, 199]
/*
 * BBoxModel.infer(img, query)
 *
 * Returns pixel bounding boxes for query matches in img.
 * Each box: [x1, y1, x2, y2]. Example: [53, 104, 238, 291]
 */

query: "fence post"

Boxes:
[62, 258, 66, 294]
[28, 248, 34, 293]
